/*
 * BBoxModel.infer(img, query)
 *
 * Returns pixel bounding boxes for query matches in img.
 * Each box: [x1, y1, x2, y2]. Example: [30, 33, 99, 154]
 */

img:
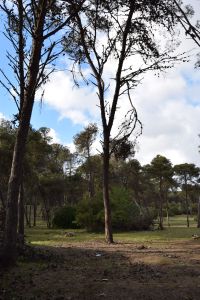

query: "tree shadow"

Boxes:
[0, 242, 200, 300]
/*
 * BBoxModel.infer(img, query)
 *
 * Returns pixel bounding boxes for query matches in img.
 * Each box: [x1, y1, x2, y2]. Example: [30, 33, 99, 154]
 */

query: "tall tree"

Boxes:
[173, 1, 200, 48]
[0, 0, 85, 265]
[146, 155, 173, 230]
[174, 163, 200, 227]
[74, 123, 98, 198]
[65, 0, 183, 242]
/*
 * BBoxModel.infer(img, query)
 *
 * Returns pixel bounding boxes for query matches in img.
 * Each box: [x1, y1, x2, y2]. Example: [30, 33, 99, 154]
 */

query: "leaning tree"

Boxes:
[0, 0, 85, 265]
[64, 0, 185, 242]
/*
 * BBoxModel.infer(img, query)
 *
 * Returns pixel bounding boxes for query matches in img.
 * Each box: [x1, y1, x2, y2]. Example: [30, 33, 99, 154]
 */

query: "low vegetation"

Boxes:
[1, 215, 200, 300]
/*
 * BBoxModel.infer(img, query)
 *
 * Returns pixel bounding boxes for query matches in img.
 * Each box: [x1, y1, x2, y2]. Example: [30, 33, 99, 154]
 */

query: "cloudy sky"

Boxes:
[0, 1, 200, 167]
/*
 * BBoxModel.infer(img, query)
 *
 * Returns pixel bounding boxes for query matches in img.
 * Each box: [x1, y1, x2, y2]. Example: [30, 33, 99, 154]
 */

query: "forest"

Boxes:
[1, 120, 200, 233]
[0, 0, 200, 299]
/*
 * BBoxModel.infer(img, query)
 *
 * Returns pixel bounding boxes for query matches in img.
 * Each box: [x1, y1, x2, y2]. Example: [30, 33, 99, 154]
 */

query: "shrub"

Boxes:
[168, 202, 183, 216]
[52, 206, 77, 229]
[76, 187, 155, 231]
[76, 193, 104, 231]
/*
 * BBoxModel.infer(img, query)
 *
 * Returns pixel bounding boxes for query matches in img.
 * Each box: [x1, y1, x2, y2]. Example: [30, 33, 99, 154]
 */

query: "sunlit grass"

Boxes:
[25, 215, 200, 246]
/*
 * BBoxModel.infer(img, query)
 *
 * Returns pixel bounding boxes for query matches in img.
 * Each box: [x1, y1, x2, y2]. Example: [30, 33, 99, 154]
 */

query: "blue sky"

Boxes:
[0, 17, 83, 145]
[1, 1, 200, 166]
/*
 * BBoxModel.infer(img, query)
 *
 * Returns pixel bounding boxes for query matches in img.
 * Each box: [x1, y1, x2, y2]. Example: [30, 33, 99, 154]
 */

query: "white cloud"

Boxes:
[64, 142, 76, 153]
[0, 112, 5, 119]
[132, 63, 200, 166]
[0, 112, 7, 123]
[39, 0, 200, 166]
[39, 71, 99, 125]
[48, 128, 61, 144]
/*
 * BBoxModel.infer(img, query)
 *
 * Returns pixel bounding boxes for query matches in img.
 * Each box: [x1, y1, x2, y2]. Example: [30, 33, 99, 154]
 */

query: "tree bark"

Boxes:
[33, 197, 37, 227]
[158, 180, 164, 230]
[103, 135, 113, 243]
[3, 110, 34, 264]
[185, 178, 190, 228]
[197, 197, 200, 228]
[2, 2, 47, 264]
[158, 197, 164, 230]
[166, 198, 170, 227]
[18, 181, 24, 243]
[0, 187, 5, 209]
[29, 204, 32, 228]
[25, 204, 31, 227]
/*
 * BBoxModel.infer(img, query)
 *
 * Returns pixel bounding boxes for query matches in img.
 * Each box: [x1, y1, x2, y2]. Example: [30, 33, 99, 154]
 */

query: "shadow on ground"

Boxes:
[0, 241, 200, 300]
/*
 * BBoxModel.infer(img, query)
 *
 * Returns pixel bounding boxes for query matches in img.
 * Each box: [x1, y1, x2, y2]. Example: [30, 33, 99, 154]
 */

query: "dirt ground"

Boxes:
[1, 239, 200, 300]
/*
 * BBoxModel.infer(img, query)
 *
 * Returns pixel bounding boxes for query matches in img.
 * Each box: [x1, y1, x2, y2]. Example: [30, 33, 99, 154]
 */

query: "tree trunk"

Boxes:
[0, 187, 5, 209]
[166, 203, 170, 227]
[185, 182, 190, 228]
[197, 197, 200, 228]
[33, 197, 37, 227]
[158, 196, 164, 230]
[2, 107, 34, 264]
[158, 181, 164, 230]
[165, 192, 170, 227]
[103, 136, 113, 243]
[29, 204, 32, 227]
[25, 204, 31, 227]
[18, 181, 24, 242]
[2, 33, 46, 265]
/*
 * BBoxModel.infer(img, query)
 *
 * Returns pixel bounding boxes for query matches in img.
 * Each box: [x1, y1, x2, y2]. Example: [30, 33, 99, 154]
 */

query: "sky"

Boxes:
[0, 1, 200, 167]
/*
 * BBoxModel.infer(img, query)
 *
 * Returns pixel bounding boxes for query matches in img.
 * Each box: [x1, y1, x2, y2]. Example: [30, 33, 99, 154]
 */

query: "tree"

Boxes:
[74, 123, 98, 198]
[197, 197, 200, 228]
[0, 120, 16, 230]
[173, 1, 200, 48]
[174, 163, 200, 227]
[171, 0, 200, 67]
[65, 0, 182, 242]
[146, 155, 173, 230]
[0, 0, 85, 265]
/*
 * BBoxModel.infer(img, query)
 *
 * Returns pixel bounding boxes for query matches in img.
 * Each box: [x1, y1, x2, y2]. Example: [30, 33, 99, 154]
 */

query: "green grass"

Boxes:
[25, 215, 200, 246]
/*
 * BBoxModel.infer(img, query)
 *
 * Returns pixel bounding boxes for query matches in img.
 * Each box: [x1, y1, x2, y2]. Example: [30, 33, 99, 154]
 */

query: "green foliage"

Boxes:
[76, 187, 155, 232]
[52, 206, 77, 229]
[76, 193, 104, 231]
[168, 202, 183, 216]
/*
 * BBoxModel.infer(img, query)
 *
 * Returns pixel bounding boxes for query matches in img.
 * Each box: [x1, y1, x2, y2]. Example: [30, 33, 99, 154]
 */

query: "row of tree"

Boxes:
[1, 120, 200, 233]
[0, 0, 200, 265]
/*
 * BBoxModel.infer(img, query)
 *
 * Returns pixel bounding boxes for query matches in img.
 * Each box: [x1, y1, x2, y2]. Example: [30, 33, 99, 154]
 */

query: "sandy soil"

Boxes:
[1, 239, 200, 299]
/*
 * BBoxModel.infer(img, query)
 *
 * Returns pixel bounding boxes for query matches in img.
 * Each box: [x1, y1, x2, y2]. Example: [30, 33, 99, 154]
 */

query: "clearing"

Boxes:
[1, 216, 200, 300]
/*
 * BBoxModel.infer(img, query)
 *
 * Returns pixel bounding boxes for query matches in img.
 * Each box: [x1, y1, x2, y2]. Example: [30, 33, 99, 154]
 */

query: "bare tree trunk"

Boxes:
[103, 136, 113, 243]
[197, 197, 200, 228]
[2, 112, 33, 264]
[185, 183, 190, 228]
[0, 187, 6, 231]
[33, 197, 37, 227]
[29, 204, 32, 227]
[158, 181, 164, 230]
[0, 187, 5, 210]
[18, 181, 24, 242]
[24, 204, 31, 227]
[166, 203, 170, 227]
[2, 13, 47, 265]
[165, 191, 170, 227]
[158, 197, 164, 230]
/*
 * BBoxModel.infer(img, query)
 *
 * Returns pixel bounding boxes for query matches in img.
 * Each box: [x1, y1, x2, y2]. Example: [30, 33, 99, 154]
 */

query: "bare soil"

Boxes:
[1, 239, 200, 300]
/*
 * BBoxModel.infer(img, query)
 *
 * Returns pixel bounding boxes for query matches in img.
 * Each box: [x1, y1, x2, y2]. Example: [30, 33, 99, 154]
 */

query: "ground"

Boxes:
[1, 216, 200, 299]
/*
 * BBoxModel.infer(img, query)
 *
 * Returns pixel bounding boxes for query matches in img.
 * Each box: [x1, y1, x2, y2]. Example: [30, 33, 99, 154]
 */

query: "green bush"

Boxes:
[52, 206, 77, 229]
[76, 187, 155, 231]
[191, 203, 198, 214]
[76, 193, 104, 231]
[168, 202, 183, 216]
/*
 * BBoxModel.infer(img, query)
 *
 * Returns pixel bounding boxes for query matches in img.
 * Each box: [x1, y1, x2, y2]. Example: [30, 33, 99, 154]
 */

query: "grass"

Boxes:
[25, 215, 200, 246]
